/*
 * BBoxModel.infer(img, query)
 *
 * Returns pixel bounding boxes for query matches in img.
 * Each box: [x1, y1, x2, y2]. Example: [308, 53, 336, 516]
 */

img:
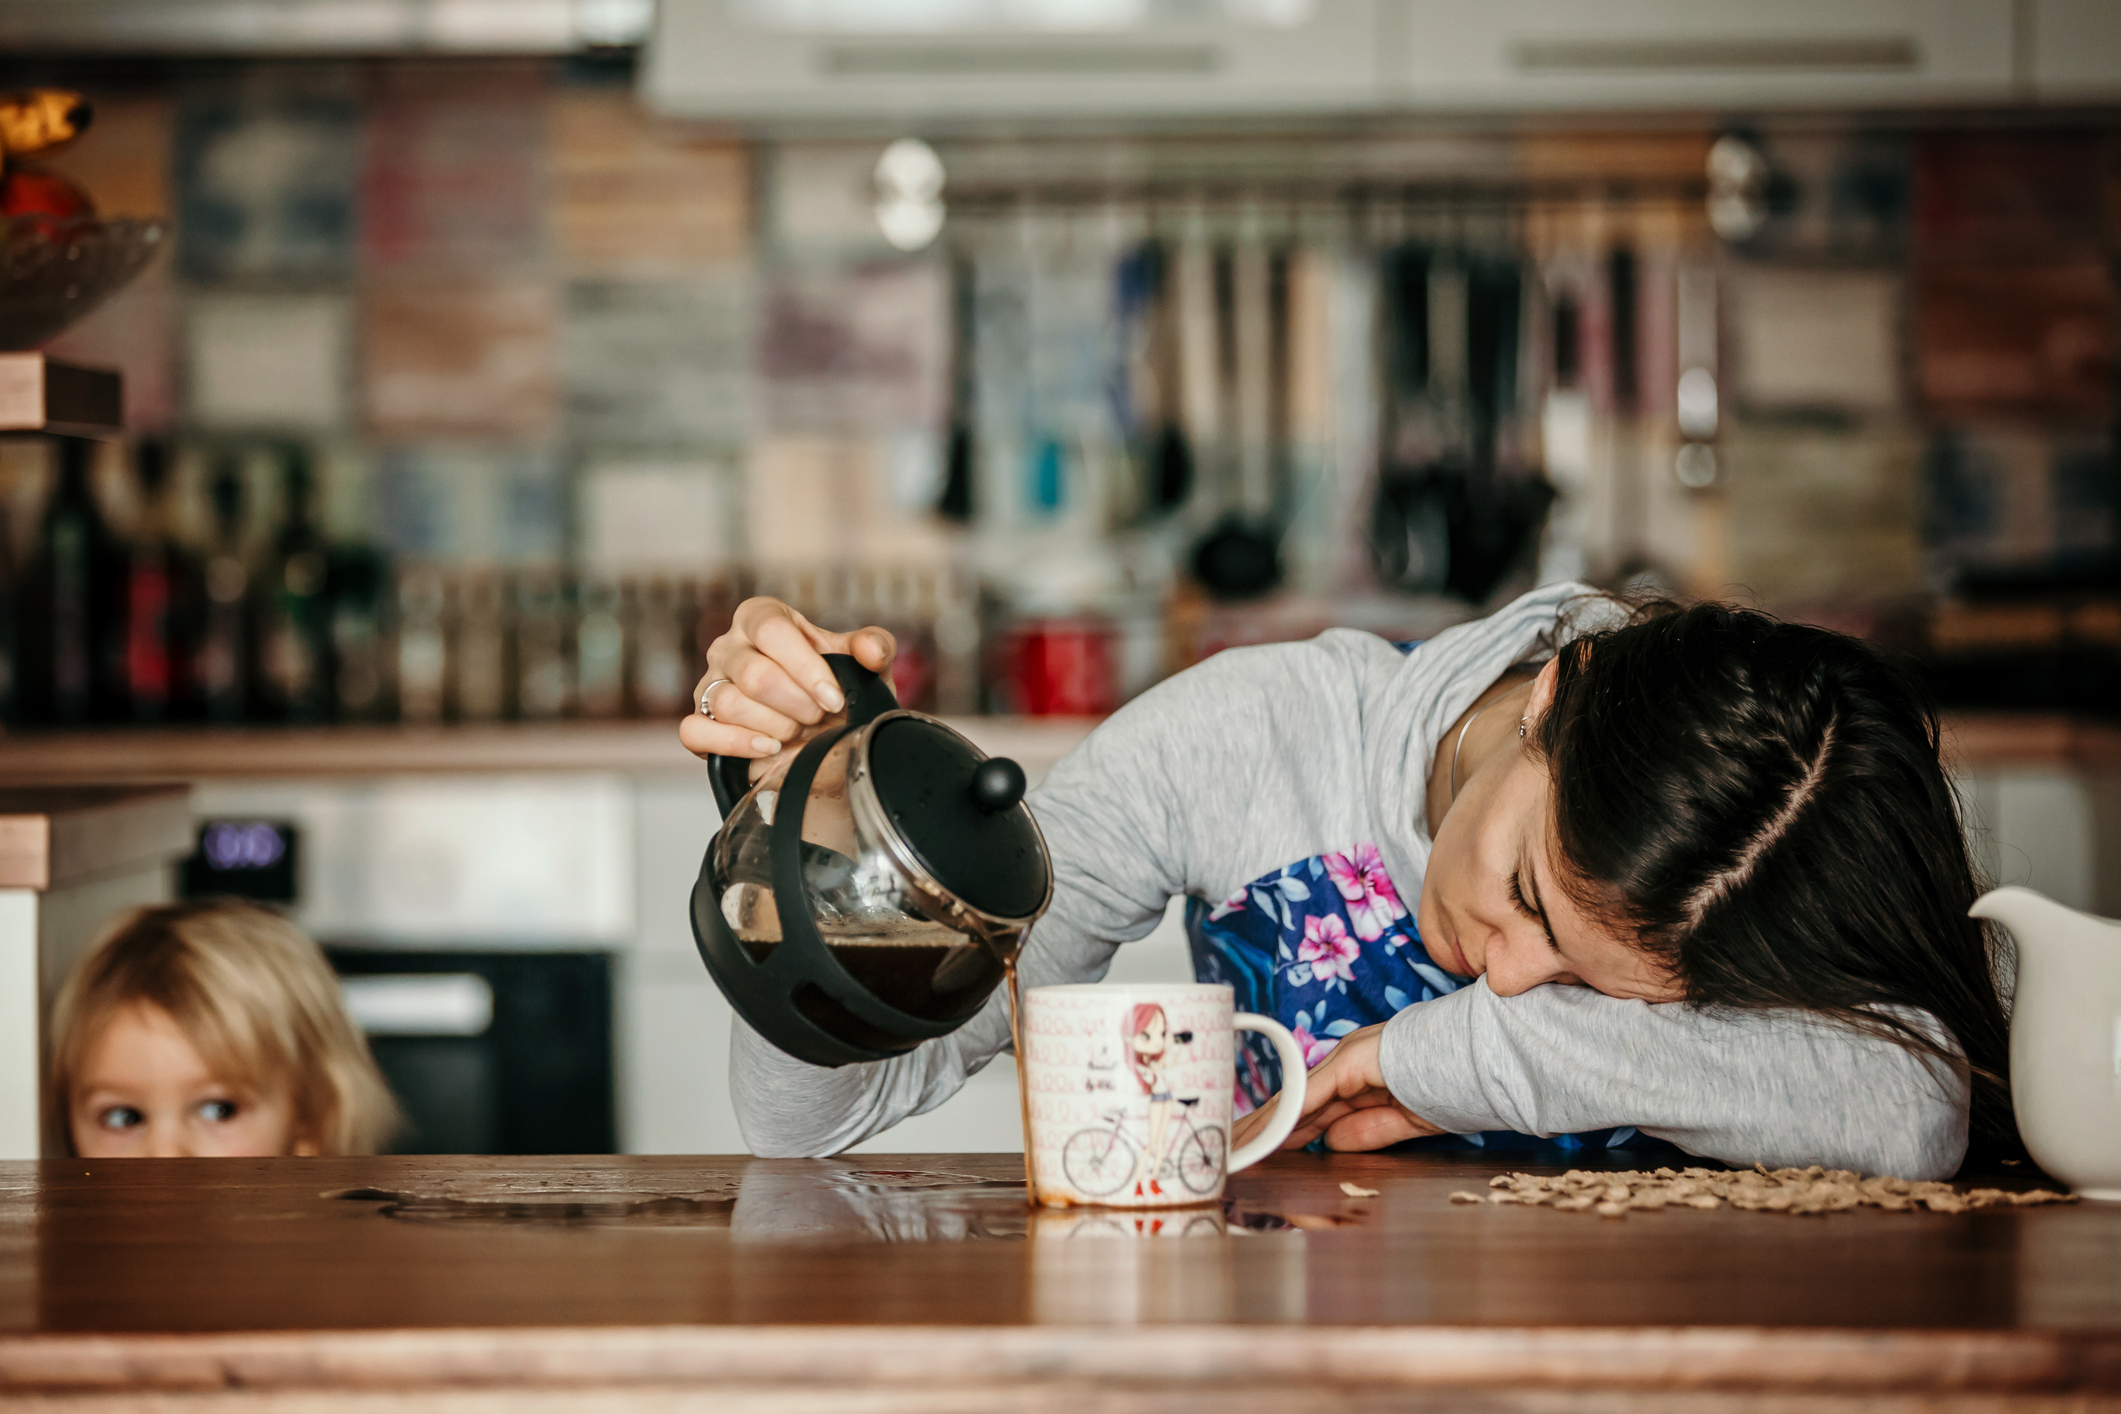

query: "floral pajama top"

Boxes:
[1187, 641, 1666, 1156]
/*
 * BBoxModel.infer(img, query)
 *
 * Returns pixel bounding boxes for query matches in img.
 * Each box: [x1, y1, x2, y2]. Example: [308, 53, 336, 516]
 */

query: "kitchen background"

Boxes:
[0, 0, 2116, 1157]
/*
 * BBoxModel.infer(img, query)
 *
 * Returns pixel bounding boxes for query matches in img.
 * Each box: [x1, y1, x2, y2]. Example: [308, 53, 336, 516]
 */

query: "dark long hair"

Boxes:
[1534, 598, 2015, 1162]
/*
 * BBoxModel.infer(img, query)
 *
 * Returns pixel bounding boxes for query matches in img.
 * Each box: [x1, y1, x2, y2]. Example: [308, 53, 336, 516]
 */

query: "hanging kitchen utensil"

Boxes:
[1143, 238, 1193, 513]
[1369, 244, 1452, 595]
[937, 251, 976, 522]
[693, 654, 1052, 1067]
[1372, 246, 1552, 603]
[1190, 241, 1286, 600]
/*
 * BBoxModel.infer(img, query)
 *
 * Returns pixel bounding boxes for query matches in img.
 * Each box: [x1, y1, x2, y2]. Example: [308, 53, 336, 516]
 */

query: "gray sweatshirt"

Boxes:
[730, 582, 1969, 1178]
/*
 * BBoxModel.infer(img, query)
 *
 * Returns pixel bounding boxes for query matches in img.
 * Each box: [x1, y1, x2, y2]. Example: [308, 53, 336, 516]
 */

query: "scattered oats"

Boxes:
[1340, 1182, 1381, 1198]
[1450, 1166, 2077, 1219]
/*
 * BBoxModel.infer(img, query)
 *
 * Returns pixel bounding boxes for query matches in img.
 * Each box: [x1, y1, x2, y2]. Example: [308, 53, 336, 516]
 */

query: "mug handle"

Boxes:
[1227, 1013, 1310, 1174]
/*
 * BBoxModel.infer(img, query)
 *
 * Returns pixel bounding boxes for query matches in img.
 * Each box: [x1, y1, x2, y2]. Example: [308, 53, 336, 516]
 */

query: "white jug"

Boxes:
[1969, 886, 2121, 1200]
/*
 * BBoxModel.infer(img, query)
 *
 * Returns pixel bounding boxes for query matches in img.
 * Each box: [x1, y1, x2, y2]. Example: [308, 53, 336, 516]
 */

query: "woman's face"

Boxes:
[1418, 660, 1684, 1004]
[1132, 1013, 1167, 1059]
[70, 1002, 315, 1159]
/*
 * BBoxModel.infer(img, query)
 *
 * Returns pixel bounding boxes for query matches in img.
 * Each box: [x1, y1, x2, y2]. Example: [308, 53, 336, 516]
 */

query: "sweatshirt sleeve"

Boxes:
[729, 643, 1299, 1158]
[1377, 981, 1970, 1180]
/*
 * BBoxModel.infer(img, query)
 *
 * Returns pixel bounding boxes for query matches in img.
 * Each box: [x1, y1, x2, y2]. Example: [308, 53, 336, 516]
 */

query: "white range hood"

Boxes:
[643, 0, 2121, 123]
[644, 0, 1389, 121]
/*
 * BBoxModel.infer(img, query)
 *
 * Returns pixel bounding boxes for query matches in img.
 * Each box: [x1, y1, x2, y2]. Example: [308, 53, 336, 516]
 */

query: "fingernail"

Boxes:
[814, 681, 845, 712]
[752, 735, 780, 755]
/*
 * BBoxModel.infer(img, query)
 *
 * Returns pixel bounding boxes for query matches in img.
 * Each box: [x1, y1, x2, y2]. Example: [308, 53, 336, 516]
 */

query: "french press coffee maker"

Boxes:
[691, 656, 1053, 1067]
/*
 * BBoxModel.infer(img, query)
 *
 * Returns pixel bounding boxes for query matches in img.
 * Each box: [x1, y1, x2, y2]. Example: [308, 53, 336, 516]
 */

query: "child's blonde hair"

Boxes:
[48, 901, 397, 1156]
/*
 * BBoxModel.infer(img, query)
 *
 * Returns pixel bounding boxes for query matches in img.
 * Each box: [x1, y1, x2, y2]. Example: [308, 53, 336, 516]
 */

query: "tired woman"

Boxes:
[679, 582, 2012, 1179]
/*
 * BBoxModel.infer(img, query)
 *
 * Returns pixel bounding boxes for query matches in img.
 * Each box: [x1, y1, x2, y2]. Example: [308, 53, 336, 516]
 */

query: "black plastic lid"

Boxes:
[866, 715, 1049, 922]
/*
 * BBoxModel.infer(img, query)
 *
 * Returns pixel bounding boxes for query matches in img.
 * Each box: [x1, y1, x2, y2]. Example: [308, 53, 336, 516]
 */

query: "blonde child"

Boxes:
[49, 901, 396, 1158]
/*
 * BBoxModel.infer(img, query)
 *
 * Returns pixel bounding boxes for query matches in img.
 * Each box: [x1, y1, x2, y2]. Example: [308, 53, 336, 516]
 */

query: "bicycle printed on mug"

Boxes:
[1060, 1002, 1229, 1200]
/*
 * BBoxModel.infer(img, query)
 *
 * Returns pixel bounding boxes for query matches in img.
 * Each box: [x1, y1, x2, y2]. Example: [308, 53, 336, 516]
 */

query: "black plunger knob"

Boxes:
[969, 757, 1027, 813]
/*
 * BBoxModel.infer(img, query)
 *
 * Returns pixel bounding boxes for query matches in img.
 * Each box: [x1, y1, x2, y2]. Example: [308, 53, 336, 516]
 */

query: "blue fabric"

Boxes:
[1186, 857, 1666, 1154]
[1185, 634, 1666, 1154]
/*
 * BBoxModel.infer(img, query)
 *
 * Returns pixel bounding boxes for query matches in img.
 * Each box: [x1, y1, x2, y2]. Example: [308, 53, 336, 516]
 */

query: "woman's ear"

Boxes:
[1525, 656, 1563, 728]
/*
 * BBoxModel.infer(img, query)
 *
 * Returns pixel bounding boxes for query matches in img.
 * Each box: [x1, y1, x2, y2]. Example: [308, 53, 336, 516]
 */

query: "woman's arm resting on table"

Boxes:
[1376, 980, 1969, 1179]
[1236, 985, 1966, 1179]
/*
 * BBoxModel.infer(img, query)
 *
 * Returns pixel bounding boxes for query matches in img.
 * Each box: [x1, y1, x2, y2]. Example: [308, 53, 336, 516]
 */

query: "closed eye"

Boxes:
[1508, 868, 1564, 955]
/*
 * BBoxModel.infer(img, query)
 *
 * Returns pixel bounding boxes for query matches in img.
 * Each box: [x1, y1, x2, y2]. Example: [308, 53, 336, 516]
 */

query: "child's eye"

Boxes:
[96, 1105, 144, 1131]
[197, 1099, 240, 1123]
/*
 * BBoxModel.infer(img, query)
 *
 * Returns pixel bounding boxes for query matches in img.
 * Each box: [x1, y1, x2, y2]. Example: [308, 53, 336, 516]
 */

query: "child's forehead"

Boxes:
[79, 999, 257, 1093]
[82, 1002, 211, 1076]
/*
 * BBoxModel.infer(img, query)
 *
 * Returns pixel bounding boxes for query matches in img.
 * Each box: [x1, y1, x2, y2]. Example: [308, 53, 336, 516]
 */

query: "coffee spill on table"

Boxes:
[332, 1185, 737, 1227]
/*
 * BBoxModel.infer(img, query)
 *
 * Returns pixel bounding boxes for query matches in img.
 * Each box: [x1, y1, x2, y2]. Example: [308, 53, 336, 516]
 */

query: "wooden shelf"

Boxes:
[1942, 712, 2121, 771]
[0, 717, 1101, 784]
[0, 712, 2105, 785]
[0, 785, 189, 889]
[0, 353, 123, 438]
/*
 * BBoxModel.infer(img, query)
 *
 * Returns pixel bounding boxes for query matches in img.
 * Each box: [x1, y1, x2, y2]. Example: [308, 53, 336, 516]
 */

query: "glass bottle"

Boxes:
[628, 576, 692, 719]
[123, 438, 199, 724]
[22, 437, 121, 724]
[514, 569, 571, 721]
[453, 570, 509, 722]
[329, 545, 388, 722]
[574, 577, 624, 719]
[394, 566, 447, 725]
[257, 444, 332, 723]
[196, 452, 251, 724]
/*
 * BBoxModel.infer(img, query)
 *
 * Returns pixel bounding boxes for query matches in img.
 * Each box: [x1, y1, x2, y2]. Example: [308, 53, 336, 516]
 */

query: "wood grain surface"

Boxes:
[0, 719, 1098, 784]
[0, 786, 189, 890]
[0, 1150, 2116, 1408]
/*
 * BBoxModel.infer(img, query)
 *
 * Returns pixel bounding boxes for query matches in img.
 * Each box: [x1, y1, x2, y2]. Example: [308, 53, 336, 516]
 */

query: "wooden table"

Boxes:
[1, 1151, 2116, 1411]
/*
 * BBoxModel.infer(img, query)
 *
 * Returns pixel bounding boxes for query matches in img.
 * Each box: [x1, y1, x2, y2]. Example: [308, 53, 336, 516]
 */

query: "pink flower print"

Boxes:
[1298, 913, 1360, 986]
[1292, 1017, 1340, 1068]
[1324, 842, 1408, 942]
[1207, 884, 1249, 921]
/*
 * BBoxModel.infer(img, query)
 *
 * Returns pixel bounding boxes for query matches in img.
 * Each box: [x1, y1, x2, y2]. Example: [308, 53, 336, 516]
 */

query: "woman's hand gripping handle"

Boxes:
[1225, 1013, 1308, 1173]
[1230, 1023, 1445, 1156]
[679, 596, 898, 784]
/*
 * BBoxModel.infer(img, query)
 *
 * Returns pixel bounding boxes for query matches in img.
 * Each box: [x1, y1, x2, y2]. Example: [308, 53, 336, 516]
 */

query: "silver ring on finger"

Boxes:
[698, 678, 733, 720]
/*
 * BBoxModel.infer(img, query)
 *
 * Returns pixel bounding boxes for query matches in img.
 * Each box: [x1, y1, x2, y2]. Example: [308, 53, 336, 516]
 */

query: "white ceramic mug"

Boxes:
[1023, 982, 1307, 1209]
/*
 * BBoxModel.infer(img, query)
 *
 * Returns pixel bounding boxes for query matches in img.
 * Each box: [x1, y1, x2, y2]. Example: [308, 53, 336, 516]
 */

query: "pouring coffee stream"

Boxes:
[692, 654, 1054, 1199]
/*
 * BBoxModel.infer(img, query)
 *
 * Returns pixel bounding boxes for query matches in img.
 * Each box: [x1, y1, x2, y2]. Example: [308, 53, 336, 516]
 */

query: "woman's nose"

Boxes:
[1482, 936, 1567, 998]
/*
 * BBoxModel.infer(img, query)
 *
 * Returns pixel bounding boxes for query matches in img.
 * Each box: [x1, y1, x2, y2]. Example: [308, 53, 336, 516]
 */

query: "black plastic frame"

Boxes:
[690, 657, 975, 1068]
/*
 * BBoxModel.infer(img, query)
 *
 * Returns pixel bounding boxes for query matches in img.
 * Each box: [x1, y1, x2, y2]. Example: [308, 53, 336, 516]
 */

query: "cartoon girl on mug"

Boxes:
[1126, 1002, 1178, 1198]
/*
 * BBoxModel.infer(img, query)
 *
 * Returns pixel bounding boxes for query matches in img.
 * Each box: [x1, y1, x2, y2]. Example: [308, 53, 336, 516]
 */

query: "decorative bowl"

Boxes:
[0, 215, 168, 351]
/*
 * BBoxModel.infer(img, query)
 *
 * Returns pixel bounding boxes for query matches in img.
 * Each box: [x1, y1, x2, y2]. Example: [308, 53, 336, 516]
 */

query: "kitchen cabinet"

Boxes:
[1394, 0, 2017, 110]
[644, 0, 1388, 122]
[644, 0, 2047, 122]
[2030, 0, 2121, 98]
